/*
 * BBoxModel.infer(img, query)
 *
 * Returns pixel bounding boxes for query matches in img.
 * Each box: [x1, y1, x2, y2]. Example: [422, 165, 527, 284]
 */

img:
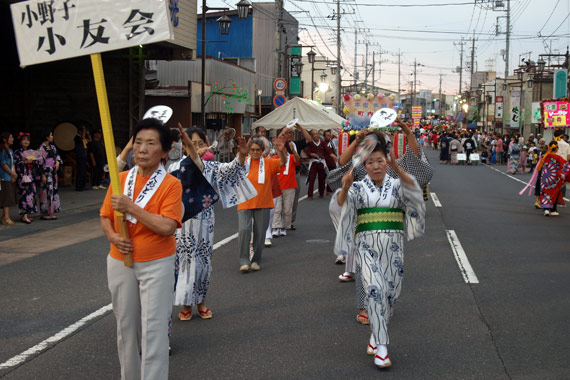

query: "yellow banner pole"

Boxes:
[90, 53, 132, 267]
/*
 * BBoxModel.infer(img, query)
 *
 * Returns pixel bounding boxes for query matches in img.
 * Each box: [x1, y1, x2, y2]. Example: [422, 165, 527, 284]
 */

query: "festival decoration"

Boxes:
[340, 92, 399, 132]
[541, 97, 570, 129]
[207, 81, 252, 114]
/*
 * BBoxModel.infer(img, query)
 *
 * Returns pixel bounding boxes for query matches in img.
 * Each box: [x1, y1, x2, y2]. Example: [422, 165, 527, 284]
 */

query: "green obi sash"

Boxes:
[356, 207, 404, 233]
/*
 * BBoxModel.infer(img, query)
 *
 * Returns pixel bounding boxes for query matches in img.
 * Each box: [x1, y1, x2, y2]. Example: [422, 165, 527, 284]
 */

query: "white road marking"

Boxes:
[430, 192, 442, 207]
[446, 230, 479, 284]
[0, 189, 318, 370]
[0, 304, 113, 369]
[484, 164, 570, 202]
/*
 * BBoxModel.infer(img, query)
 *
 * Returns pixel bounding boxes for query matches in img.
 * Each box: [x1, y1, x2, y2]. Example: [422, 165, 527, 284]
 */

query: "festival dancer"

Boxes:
[335, 132, 425, 369]
[327, 119, 433, 324]
[171, 126, 255, 320]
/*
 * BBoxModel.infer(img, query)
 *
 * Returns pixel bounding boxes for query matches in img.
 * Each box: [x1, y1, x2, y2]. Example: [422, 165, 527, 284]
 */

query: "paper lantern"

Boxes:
[393, 132, 407, 159]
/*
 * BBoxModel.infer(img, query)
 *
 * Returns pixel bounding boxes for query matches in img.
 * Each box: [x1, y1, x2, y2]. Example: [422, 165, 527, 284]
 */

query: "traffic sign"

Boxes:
[274, 78, 287, 92]
[273, 95, 287, 107]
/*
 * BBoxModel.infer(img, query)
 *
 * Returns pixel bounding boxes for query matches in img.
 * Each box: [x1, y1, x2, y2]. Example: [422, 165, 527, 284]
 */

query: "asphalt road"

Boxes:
[1, 149, 569, 380]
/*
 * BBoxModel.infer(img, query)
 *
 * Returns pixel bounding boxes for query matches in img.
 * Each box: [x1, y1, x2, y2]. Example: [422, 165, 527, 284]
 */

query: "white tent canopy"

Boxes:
[252, 97, 345, 131]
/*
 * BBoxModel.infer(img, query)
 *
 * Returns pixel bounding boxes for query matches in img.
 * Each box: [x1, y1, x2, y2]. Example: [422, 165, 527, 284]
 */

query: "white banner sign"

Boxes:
[510, 90, 520, 129]
[531, 101, 541, 124]
[11, 0, 173, 67]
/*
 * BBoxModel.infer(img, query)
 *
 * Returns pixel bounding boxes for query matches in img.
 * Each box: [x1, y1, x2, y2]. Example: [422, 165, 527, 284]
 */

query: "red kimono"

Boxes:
[539, 154, 570, 209]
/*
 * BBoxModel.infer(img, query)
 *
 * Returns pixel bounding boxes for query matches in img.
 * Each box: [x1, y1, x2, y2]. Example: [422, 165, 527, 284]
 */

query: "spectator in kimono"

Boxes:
[89, 129, 107, 190]
[38, 129, 62, 220]
[448, 134, 463, 165]
[14, 132, 40, 224]
[0, 132, 17, 226]
[74, 125, 90, 191]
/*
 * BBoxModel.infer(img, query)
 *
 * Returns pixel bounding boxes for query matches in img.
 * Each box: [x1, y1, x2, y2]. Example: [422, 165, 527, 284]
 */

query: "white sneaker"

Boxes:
[250, 262, 260, 271]
[272, 229, 280, 238]
[544, 210, 550, 216]
[97, 185, 107, 190]
[91, 186, 99, 190]
[550, 211, 560, 216]
[264, 238, 272, 247]
[279, 228, 287, 236]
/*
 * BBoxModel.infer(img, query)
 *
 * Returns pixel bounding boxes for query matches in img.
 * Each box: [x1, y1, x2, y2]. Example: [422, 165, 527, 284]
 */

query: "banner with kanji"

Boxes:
[11, 0, 173, 67]
[541, 98, 570, 129]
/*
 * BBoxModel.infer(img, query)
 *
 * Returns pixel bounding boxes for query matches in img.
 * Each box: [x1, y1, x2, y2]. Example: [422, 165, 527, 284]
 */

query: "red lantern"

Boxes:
[393, 132, 407, 159]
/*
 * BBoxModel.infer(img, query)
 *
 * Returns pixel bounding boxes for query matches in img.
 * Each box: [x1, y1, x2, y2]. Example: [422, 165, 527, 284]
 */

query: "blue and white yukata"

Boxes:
[169, 157, 256, 307]
[335, 174, 425, 345]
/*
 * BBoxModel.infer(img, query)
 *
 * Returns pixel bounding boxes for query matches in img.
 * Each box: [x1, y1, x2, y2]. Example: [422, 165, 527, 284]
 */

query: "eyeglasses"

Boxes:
[191, 140, 207, 148]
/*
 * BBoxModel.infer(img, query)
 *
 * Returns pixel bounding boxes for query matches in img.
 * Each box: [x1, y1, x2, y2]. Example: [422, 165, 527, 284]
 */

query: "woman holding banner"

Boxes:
[100, 118, 182, 380]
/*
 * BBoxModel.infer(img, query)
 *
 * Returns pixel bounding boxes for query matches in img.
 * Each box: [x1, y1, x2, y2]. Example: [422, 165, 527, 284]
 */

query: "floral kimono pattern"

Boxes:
[539, 154, 570, 209]
[38, 143, 62, 215]
[14, 148, 41, 215]
[170, 157, 256, 306]
[335, 175, 425, 345]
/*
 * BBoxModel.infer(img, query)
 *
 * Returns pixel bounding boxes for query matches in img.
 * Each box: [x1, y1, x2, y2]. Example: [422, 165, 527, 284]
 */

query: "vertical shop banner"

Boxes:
[411, 106, 422, 127]
[553, 69, 568, 98]
[11, 0, 173, 67]
[510, 90, 520, 129]
[531, 102, 541, 124]
[495, 96, 504, 119]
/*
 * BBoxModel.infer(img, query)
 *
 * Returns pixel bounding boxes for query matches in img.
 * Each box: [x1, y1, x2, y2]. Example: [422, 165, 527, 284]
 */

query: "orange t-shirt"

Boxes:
[100, 170, 182, 262]
[238, 157, 282, 210]
[277, 154, 297, 190]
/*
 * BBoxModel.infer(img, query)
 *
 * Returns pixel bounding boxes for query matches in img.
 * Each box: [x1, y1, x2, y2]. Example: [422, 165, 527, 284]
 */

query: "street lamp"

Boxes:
[319, 71, 328, 103]
[201, 0, 251, 128]
[236, 0, 251, 19]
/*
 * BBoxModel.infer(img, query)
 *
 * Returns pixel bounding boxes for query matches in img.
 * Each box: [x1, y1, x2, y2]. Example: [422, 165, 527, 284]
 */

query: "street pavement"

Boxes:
[1, 150, 569, 379]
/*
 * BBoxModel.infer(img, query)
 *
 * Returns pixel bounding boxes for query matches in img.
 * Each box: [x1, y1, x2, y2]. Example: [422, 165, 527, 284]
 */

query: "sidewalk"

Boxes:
[0, 186, 107, 241]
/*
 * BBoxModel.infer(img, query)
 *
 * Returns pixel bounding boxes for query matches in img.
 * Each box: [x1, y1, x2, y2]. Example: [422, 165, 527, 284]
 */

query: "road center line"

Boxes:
[446, 230, 479, 284]
[430, 192, 442, 207]
[0, 190, 316, 370]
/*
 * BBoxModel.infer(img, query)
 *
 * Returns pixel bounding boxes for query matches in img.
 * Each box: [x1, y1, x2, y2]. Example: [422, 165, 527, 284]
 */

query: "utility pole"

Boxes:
[364, 41, 369, 90]
[504, 0, 511, 92]
[393, 49, 403, 107]
[335, 0, 342, 114]
[438, 73, 446, 117]
[413, 58, 417, 108]
[372, 51, 376, 91]
[470, 37, 476, 91]
[454, 37, 465, 95]
[353, 29, 358, 87]
[273, 0, 283, 80]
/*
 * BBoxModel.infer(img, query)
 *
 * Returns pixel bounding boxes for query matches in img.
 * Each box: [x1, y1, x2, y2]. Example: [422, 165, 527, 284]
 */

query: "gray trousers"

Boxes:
[107, 254, 175, 380]
[272, 188, 296, 230]
[238, 208, 270, 266]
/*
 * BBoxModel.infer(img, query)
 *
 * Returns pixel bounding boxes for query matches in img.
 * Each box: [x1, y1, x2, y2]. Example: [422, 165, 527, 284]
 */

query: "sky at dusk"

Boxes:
[206, 0, 570, 95]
